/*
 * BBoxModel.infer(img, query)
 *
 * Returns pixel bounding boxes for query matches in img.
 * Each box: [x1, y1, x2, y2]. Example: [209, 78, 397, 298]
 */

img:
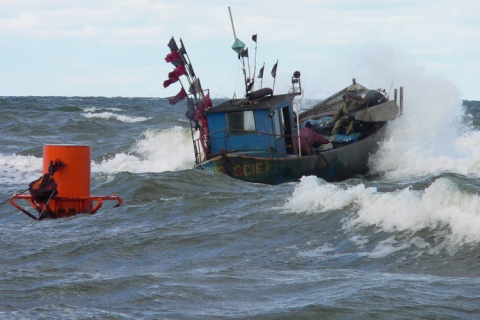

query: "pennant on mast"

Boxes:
[271, 61, 278, 78]
[163, 37, 206, 102]
[240, 48, 248, 58]
[258, 65, 264, 79]
[271, 60, 278, 93]
[163, 36, 212, 165]
[167, 37, 178, 52]
[168, 87, 187, 105]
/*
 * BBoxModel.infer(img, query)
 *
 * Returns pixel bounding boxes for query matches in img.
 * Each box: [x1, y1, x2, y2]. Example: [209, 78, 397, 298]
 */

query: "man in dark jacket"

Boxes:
[299, 122, 331, 155]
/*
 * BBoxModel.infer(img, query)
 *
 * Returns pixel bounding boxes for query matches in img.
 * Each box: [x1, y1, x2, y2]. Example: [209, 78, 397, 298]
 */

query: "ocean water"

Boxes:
[1, 88, 480, 319]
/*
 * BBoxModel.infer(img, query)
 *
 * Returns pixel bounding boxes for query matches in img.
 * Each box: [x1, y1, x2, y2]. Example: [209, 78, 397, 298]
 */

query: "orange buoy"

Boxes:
[44, 144, 91, 198]
[10, 144, 122, 220]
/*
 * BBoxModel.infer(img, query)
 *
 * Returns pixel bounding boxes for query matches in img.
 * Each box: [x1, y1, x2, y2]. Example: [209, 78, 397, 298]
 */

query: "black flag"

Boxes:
[257, 66, 264, 79]
[187, 64, 195, 78]
[241, 48, 248, 58]
[271, 62, 278, 78]
[167, 37, 178, 52]
[252, 34, 257, 43]
[179, 38, 187, 54]
[247, 81, 254, 92]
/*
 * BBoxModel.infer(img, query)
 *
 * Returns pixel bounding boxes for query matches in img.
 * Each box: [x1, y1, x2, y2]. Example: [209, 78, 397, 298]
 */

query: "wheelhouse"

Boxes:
[205, 93, 299, 159]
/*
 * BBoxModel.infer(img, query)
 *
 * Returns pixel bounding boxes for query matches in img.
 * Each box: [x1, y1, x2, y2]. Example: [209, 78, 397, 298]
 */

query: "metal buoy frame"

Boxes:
[10, 145, 122, 220]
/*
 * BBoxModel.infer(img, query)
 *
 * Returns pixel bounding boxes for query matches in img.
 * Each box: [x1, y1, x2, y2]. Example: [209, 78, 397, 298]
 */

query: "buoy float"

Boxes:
[10, 144, 122, 220]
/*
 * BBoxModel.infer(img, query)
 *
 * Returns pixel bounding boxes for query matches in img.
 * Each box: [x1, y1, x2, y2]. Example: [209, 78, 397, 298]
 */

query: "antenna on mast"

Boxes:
[228, 7, 250, 97]
[252, 34, 258, 85]
[228, 7, 237, 40]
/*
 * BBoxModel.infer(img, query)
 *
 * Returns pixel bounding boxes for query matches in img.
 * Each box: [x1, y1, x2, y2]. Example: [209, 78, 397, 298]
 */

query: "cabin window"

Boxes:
[226, 110, 255, 135]
[273, 109, 281, 138]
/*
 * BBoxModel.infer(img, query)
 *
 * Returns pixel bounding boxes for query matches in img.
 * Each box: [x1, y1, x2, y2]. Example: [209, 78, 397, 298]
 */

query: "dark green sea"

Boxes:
[1, 95, 480, 319]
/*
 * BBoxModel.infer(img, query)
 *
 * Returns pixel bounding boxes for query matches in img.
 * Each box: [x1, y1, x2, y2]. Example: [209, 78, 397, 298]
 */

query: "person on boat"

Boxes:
[299, 121, 331, 155]
[331, 92, 361, 135]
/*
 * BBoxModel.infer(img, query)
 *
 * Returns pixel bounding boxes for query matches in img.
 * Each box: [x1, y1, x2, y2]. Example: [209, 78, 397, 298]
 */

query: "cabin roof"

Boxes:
[206, 93, 297, 114]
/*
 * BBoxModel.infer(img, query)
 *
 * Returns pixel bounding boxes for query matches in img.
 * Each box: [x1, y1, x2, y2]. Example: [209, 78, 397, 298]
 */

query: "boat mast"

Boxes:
[228, 7, 237, 40]
[228, 7, 249, 97]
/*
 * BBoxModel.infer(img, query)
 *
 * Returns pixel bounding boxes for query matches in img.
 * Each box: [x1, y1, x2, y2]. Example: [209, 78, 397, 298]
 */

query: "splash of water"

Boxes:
[92, 127, 196, 173]
[0, 154, 42, 185]
[285, 49, 480, 249]
[285, 176, 480, 248]
[359, 47, 480, 179]
[83, 111, 150, 123]
[0, 126, 196, 178]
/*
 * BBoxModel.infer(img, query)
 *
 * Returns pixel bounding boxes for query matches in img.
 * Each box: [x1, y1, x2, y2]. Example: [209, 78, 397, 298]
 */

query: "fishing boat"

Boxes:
[198, 79, 402, 184]
[162, 9, 402, 185]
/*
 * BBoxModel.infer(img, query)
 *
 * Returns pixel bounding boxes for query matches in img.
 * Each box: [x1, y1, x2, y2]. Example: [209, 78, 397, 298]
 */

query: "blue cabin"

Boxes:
[205, 92, 299, 159]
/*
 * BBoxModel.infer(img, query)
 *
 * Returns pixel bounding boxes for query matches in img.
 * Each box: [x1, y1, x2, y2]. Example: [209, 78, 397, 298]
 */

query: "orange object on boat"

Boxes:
[10, 145, 122, 220]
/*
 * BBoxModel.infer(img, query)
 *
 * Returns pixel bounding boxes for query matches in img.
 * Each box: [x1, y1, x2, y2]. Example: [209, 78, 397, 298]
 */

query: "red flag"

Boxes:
[163, 79, 174, 88]
[165, 50, 181, 63]
[165, 50, 182, 67]
[203, 92, 213, 108]
[168, 87, 188, 105]
[167, 71, 179, 83]
[165, 64, 186, 86]
[173, 64, 186, 77]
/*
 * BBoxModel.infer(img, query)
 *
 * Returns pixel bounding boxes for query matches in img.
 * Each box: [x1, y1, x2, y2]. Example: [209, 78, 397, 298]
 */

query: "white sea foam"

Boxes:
[92, 127, 195, 173]
[354, 47, 480, 179]
[298, 243, 337, 258]
[365, 236, 411, 259]
[82, 107, 122, 112]
[0, 154, 42, 185]
[0, 127, 195, 180]
[83, 107, 98, 112]
[285, 176, 480, 247]
[83, 111, 150, 123]
[283, 176, 372, 214]
[284, 48, 480, 252]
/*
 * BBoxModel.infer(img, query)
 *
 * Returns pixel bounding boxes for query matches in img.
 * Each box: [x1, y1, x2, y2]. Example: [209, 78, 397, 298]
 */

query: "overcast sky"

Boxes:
[1, 0, 479, 100]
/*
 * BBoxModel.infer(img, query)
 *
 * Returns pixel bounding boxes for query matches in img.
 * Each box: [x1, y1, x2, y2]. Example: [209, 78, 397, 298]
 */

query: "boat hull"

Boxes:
[197, 123, 388, 184]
